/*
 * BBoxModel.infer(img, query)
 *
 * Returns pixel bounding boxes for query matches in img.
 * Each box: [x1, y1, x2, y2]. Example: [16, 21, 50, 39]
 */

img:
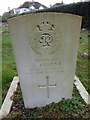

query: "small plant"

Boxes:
[59, 97, 85, 117]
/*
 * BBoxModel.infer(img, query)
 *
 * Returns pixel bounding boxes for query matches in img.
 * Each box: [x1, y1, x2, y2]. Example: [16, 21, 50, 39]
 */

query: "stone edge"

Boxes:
[74, 75, 90, 104]
[0, 76, 19, 119]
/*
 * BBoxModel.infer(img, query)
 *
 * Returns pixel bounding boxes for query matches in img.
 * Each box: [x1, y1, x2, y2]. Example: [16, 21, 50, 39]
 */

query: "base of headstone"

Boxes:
[0, 75, 89, 119]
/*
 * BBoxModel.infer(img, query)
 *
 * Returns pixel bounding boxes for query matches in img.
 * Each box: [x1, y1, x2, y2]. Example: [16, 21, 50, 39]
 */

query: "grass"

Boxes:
[2, 25, 17, 85]
[1, 24, 90, 119]
[76, 30, 90, 93]
[2, 26, 17, 102]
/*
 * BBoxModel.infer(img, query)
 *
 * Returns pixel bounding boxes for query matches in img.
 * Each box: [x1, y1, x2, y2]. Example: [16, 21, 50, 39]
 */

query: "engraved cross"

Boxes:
[39, 76, 56, 98]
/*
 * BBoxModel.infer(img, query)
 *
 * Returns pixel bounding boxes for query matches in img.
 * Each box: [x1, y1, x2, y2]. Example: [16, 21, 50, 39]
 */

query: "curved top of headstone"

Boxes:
[8, 12, 82, 21]
[7, 2, 83, 20]
[8, 12, 82, 56]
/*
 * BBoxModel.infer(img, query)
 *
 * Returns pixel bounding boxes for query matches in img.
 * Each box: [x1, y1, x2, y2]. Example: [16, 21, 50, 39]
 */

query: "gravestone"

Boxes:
[8, 13, 82, 108]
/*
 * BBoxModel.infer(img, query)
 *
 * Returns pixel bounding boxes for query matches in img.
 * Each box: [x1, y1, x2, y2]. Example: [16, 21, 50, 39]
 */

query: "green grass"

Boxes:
[2, 28, 17, 102]
[2, 32, 17, 85]
[76, 30, 89, 93]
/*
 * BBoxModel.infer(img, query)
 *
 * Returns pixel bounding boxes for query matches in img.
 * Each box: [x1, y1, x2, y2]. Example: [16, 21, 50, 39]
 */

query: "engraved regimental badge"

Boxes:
[29, 21, 61, 55]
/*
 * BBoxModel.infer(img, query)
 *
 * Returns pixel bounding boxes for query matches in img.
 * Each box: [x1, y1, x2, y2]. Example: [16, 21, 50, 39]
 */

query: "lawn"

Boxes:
[76, 30, 90, 93]
[1, 24, 90, 119]
[2, 24, 17, 102]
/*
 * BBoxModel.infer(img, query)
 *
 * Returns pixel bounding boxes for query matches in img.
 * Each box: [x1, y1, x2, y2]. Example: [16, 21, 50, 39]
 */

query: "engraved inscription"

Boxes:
[30, 58, 63, 74]
[39, 33, 53, 47]
[39, 76, 56, 98]
[36, 22, 54, 32]
[28, 21, 62, 55]
[37, 22, 54, 48]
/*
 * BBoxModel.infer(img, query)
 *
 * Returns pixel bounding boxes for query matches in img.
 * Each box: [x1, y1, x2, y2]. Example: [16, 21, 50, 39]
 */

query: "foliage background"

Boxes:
[2, 2, 90, 29]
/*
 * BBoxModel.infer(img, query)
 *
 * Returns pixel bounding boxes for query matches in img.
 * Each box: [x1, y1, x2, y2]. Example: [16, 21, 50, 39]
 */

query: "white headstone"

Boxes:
[8, 13, 82, 108]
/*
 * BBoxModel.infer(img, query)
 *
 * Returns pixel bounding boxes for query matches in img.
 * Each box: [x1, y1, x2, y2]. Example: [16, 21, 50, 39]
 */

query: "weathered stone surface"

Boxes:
[8, 13, 82, 108]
